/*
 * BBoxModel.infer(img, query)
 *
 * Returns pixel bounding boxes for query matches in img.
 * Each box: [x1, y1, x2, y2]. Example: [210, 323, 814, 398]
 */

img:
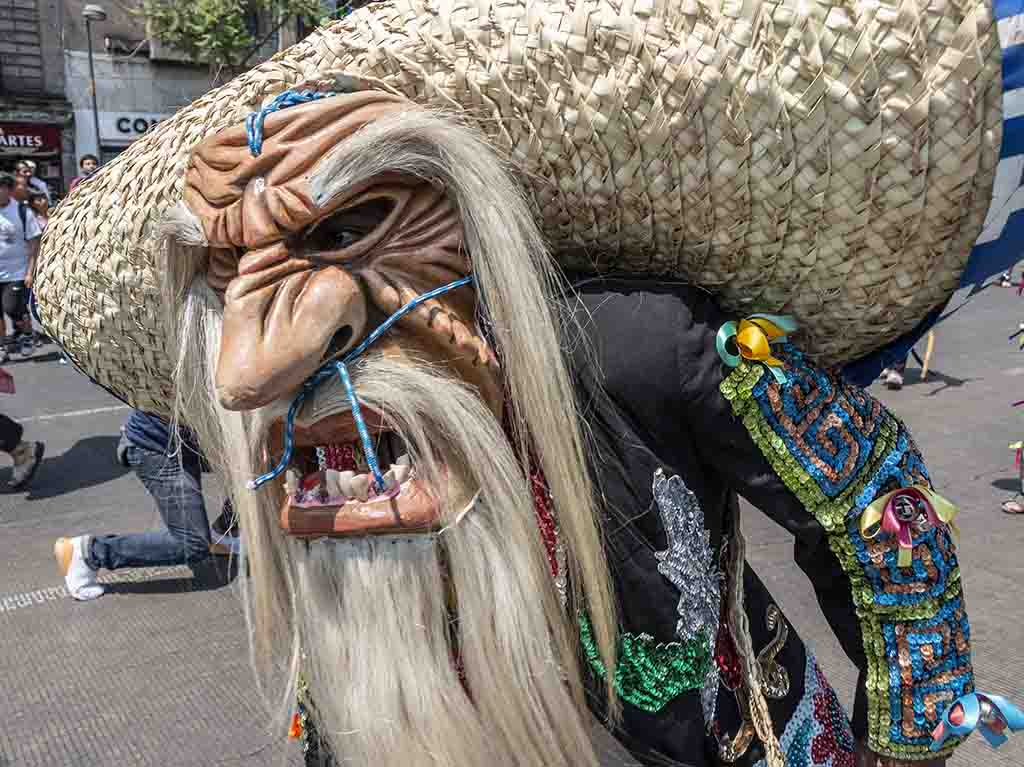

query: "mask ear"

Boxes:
[159, 201, 208, 247]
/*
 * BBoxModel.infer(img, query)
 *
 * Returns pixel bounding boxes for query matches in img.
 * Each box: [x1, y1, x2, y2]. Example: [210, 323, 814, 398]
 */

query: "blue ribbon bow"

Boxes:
[931, 692, 1024, 750]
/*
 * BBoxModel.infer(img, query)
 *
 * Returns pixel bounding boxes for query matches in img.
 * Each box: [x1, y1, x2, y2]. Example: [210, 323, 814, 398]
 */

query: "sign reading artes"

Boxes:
[0, 123, 62, 156]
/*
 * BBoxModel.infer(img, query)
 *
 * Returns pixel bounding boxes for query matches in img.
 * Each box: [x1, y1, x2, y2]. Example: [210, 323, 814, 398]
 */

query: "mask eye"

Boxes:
[305, 198, 395, 256]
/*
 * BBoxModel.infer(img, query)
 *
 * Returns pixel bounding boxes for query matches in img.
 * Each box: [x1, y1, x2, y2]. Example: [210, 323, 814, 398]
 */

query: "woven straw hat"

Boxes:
[35, 0, 1002, 416]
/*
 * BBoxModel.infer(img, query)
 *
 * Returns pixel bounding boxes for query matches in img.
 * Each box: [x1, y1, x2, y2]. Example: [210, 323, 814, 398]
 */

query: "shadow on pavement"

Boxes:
[923, 372, 977, 397]
[27, 351, 63, 364]
[992, 477, 1021, 493]
[104, 557, 238, 596]
[887, 367, 976, 396]
[4, 434, 130, 500]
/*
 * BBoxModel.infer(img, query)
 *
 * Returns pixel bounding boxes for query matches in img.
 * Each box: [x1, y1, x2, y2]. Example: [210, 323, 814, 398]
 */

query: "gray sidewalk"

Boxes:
[1, 274, 1022, 766]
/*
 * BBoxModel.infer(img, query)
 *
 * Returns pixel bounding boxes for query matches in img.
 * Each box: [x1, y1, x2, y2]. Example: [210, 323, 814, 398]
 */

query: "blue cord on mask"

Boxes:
[248, 274, 475, 492]
[246, 90, 337, 156]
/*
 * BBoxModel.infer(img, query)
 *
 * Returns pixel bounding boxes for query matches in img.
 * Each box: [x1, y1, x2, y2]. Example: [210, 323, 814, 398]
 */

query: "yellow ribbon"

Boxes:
[716, 314, 797, 384]
[860, 486, 960, 568]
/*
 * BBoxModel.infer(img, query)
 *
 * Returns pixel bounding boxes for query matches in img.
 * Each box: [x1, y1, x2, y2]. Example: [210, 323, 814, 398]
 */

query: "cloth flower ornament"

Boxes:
[288, 711, 303, 739]
[930, 692, 1023, 750]
[859, 486, 959, 568]
[716, 315, 798, 384]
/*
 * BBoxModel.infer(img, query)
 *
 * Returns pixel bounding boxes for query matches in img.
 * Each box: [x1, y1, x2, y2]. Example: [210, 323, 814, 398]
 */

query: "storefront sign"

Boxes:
[98, 112, 171, 143]
[0, 123, 62, 156]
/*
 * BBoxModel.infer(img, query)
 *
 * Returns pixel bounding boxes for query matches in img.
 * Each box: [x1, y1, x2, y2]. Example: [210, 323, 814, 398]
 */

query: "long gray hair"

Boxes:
[159, 106, 619, 763]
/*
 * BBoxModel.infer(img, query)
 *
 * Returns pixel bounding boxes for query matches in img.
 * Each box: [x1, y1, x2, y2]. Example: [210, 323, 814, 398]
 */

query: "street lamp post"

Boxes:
[82, 4, 107, 159]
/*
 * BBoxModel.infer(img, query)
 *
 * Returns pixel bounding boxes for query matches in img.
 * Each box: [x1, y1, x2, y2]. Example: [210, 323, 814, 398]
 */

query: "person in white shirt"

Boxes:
[0, 173, 45, 489]
[0, 173, 41, 360]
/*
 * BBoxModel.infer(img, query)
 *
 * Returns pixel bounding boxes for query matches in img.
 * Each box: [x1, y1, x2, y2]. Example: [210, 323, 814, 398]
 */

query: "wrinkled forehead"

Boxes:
[182, 89, 414, 249]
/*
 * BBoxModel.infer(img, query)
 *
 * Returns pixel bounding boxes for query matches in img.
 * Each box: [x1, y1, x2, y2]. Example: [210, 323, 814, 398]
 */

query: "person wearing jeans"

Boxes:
[54, 410, 215, 601]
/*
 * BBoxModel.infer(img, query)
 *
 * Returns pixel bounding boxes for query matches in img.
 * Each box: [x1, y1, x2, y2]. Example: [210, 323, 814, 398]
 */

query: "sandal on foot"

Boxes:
[1000, 498, 1024, 514]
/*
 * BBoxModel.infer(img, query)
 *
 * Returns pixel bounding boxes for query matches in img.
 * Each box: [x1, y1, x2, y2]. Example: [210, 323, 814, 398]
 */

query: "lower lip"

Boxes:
[279, 477, 442, 537]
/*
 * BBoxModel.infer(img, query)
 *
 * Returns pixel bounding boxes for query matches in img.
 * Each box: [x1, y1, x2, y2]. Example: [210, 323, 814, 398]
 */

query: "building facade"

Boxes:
[0, 0, 73, 195]
[62, 0, 219, 182]
[1, 0, 288, 198]
[64, 49, 210, 167]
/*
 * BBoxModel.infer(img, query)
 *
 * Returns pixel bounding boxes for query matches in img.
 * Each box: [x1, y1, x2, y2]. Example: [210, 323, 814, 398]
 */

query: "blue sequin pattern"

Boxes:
[881, 595, 973, 747]
[747, 348, 885, 499]
[721, 345, 974, 760]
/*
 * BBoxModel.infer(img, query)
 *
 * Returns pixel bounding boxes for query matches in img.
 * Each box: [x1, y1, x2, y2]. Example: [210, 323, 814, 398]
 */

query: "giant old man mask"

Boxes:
[158, 89, 619, 767]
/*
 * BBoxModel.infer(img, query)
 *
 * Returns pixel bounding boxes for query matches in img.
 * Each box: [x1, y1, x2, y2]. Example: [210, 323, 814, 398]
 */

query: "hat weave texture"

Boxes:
[35, 0, 1003, 415]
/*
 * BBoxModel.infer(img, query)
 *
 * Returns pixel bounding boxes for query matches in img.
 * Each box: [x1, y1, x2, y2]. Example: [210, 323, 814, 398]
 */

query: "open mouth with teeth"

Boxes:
[272, 410, 441, 538]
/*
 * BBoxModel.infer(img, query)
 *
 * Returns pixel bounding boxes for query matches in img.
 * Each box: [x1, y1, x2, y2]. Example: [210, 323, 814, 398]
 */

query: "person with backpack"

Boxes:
[0, 173, 45, 488]
[0, 173, 39, 361]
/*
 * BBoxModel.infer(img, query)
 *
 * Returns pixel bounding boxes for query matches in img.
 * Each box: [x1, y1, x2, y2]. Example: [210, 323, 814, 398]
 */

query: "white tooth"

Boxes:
[336, 471, 356, 496]
[285, 470, 299, 496]
[390, 464, 411, 484]
[382, 469, 398, 491]
[350, 474, 370, 501]
[325, 470, 344, 498]
[395, 453, 411, 466]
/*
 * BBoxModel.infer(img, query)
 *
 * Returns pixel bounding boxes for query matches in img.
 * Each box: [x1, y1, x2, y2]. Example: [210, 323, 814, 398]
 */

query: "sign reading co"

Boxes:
[98, 112, 171, 143]
[116, 116, 161, 135]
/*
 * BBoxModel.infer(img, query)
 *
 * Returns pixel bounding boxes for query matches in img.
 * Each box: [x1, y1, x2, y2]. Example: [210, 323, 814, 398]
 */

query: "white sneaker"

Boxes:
[54, 536, 105, 601]
[885, 369, 904, 390]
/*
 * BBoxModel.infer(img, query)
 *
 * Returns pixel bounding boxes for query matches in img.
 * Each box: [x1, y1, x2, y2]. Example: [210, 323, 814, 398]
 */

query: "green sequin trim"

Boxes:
[720, 361, 961, 760]
[579, 614, 711, 713]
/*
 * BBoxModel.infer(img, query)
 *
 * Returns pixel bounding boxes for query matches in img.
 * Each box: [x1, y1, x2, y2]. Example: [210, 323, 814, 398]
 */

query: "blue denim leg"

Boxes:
[87, 445, 211, 570]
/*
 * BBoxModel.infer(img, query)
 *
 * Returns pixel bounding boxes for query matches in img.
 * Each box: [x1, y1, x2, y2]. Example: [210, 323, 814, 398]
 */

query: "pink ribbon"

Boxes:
[860, 486, 959, 568]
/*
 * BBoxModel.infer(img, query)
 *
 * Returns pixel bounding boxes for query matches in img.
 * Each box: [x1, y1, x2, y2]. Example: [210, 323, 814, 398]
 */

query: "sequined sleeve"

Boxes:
[706, 345, 974, 762]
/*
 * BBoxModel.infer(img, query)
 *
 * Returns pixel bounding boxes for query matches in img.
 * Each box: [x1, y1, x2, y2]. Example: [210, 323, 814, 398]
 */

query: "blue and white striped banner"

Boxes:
[963, 1, 1024, 286]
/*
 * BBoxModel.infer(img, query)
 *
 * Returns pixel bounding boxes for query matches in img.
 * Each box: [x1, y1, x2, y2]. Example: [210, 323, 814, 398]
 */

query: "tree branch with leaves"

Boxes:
[141, 0, 330, 80]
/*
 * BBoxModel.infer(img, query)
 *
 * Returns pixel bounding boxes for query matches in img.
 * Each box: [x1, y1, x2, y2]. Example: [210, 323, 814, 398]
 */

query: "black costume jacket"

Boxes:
[303, 279, 973, 766]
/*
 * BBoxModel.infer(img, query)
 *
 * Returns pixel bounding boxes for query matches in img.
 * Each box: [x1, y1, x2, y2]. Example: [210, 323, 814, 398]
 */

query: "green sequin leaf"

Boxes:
[579, 614, 712, 713]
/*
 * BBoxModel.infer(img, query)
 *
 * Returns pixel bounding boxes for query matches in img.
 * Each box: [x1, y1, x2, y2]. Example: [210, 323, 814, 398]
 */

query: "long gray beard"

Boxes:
[291, 532, 502, 767]
[253, 354, 600, 766]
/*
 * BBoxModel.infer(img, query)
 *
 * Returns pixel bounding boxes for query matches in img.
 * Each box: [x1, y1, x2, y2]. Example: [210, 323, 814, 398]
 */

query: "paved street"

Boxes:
[1, 275, 1022, 766]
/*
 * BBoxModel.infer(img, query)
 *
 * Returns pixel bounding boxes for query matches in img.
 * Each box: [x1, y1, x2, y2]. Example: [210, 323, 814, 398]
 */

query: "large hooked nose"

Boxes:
[215, 242, 367, 411]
